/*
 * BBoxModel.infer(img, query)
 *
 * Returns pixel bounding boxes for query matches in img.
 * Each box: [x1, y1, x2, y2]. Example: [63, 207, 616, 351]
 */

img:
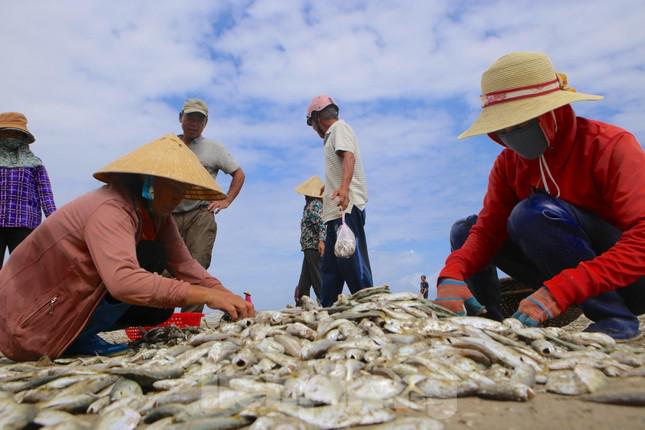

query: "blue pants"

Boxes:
[321, 207, 373, 307]
[451, 193, 644, 335]
[65, 239, 173, 352]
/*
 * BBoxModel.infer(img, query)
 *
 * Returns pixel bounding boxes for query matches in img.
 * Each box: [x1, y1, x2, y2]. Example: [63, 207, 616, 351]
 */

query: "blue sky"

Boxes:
[2, 1, 644, 310]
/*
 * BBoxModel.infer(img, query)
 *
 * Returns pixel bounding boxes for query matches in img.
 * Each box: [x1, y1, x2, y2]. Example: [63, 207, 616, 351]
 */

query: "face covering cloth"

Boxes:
[0, 138, 43, 167]
[497, 118, 548, 160]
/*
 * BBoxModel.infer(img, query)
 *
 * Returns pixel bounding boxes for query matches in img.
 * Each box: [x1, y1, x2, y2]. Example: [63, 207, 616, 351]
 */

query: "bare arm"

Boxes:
[331, 151, 355, 211]
[208, 168, 246, 213]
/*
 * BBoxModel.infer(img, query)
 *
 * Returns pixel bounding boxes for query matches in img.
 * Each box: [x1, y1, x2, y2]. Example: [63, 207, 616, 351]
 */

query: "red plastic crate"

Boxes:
[125, 312, 203, 341]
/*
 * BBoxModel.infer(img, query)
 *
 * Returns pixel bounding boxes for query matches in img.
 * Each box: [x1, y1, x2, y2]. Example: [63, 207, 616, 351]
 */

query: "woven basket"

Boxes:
[499, 278, 581, 327]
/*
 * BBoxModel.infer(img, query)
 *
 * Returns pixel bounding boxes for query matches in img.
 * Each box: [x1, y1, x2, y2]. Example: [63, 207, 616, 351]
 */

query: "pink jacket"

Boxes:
[0, 184, 220, 361]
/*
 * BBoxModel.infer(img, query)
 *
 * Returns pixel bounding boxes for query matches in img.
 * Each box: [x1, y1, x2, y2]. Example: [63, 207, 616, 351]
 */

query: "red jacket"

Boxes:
[440, 105, 645, 311]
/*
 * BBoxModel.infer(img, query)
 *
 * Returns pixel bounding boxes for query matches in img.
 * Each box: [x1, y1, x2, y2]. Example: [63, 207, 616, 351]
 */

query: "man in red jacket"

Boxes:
[436, 52, 645, 339]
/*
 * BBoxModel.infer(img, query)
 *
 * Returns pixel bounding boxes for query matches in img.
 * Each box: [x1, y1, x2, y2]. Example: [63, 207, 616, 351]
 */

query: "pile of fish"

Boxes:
[1, 285, 644, 429]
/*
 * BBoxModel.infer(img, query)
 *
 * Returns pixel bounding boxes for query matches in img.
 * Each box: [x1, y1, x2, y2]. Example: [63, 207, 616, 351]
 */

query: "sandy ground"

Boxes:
[437, 315, 645, 430]
[437, 376, 645, 430]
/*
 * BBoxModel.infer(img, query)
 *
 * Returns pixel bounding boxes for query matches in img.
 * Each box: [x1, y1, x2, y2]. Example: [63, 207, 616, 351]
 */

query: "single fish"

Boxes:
[86, 396, 111, 414]
[300, 339, 337, 360]
[348, 375, 404, 401]
[303, 374, 344, 405]
[250, 413, 316, 430]
[510, 363, 537, 388]
[207, 341, 239, 363]
[189, 332, 230, 346]
[255, 338, 286, 355]
[229, 377, 283, 398]
[269, 399, 395, 428]
[274, 334, 303, 358]
[476, 382, 534, 402]
[165, 415, 254, 430]
[545, 370, 586, 396]
[349, 285, 391, 302]
[144, 404, 187, 424]
[95, 407, 141, 430]
[531, 339, 558, 357]
[231, 348, 260, 368]
[574, 365, 606, 393]
[582, 391, 645, 406]
[353, 415, 445, 430]
[34, 409, 92, 429]
[414, 377, 478, 399]
[0, 395, 38, 430]
[451, 316, 507, 332]
[109, 377, 143, 401]
[286, 322, 317, 340]
[109, 366, 182, 388]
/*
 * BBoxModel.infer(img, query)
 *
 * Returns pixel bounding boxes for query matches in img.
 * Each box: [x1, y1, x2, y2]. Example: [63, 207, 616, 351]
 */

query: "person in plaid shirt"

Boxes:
[294, 176, 326, 304]
[0, 112, 56, 268]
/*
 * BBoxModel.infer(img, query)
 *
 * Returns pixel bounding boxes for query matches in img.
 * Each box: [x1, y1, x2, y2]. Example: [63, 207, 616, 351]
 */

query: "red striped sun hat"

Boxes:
[458, 52, 603, 139]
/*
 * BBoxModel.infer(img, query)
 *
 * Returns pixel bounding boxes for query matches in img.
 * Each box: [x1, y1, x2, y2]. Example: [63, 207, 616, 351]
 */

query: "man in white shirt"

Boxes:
[306, 95, 373, 306]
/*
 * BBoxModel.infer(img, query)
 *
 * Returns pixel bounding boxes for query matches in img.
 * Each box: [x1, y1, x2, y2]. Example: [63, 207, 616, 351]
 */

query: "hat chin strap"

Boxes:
[535, 110, 560, 198]
[538, 155, 561, 198]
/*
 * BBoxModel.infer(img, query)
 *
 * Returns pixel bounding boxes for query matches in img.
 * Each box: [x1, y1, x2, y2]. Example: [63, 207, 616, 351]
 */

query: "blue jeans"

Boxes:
[65, 239, 173, 352]
[451, 192, 644, 332]
[321, 207, 373, 307]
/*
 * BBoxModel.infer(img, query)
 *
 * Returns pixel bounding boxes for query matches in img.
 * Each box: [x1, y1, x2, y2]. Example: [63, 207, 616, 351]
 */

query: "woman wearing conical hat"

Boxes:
[0, 134, 254, 361]
[294, 176, 325, 305]
[436, 52, 645, 340]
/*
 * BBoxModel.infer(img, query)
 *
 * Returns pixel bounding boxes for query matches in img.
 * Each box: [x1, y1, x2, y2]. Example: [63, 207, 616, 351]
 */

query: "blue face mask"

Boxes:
[141, 175, 155, 200]
[496, 118, 548, 160]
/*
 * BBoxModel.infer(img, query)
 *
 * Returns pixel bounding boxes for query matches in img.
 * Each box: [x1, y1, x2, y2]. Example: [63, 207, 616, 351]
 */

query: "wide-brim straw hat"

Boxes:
[295, 176, 324, 198]
[0, 112, 36, 143]
[459, 52, 603, 139]
[94, 134, 226, 201]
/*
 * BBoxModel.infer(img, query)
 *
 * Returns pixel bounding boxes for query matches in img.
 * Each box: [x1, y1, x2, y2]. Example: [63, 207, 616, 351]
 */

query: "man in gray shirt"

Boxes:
[174, 99, 245, 313]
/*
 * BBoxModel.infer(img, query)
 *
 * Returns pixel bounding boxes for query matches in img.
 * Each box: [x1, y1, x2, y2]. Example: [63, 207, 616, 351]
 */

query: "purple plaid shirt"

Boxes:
[0, 166, 56, 229]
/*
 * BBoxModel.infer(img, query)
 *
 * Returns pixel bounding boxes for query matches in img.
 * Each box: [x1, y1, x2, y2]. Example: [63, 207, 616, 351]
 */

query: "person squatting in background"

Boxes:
[435, 52, 645, 340]
[0, 112, 56, 268]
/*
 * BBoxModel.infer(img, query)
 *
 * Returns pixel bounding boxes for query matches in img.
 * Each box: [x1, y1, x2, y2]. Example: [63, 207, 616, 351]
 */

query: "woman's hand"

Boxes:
[186, 285, 256, 321]
[206, 291, 255, 321]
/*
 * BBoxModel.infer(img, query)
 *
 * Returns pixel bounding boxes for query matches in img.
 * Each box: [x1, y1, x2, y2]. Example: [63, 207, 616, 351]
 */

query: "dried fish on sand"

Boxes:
[1, 285, 643, 429]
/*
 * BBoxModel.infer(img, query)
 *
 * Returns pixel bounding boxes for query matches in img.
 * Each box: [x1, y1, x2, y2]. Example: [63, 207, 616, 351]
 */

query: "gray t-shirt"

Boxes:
[173, 135, 240, 213]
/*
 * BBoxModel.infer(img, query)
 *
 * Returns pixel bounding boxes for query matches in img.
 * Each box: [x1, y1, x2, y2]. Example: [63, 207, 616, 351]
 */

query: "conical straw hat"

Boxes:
[459, 52, 603, 139]
[93, 134, 226, 200]
[295, 176, 324, 198]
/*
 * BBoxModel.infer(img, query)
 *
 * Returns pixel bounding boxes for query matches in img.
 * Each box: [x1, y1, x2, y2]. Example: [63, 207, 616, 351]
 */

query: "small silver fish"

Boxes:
[95, 407, 141, 430]
[582, 390, 645, 406]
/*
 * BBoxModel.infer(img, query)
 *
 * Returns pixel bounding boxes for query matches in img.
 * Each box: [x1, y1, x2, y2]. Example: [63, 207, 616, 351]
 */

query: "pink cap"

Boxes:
[306, 95, 337, 125]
